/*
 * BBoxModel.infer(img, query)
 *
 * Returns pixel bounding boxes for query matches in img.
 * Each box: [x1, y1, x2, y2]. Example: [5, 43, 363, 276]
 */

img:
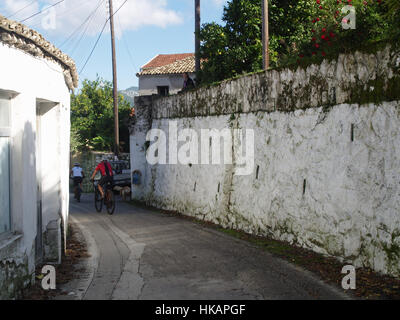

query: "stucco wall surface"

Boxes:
[139, 73, 196, 96]
[0, 41, 71, 298]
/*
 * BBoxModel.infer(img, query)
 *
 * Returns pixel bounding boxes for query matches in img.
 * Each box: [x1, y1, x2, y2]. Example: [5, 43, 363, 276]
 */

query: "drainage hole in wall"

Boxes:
[351, 123, 354, 142]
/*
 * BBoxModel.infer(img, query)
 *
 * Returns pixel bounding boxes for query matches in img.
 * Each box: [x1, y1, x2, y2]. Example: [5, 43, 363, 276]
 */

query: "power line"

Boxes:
[58, 0, 105, 49]
[116, 14, 138, 74]
[7, 0, 37, 19]
[70, 9, 102, 56]
[73, 13, 107, 69]
[20, 0, 65, 23]
[28, 1, 91, 29]
[70, 6, 105, 59]
[79, 20, 108, 75]
[108, 0, 129, 28]
[79, 0, 129, 75]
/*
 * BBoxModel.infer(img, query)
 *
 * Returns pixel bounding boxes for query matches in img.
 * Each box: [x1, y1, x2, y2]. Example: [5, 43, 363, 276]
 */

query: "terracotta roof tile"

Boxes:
[142, 53, 194, 70]
[138, 55, 196, 76]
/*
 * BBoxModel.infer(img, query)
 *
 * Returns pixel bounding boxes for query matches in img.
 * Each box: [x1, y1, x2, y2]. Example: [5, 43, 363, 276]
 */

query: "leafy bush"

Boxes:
[296, 0, 397, 62]
[198, 0, 399, 85]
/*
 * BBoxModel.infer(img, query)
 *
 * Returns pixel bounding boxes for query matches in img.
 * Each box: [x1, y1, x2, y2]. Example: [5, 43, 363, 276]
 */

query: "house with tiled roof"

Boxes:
[137, 53, 196, 96]
[0, 14, 77, 298]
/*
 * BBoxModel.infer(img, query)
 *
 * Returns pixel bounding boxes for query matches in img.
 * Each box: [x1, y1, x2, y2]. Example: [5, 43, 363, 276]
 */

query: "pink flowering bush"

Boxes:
[297, 0, 396, 62]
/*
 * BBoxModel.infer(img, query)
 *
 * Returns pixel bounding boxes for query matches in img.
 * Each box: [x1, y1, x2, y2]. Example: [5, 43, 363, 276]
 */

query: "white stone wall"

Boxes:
[130, 44, 400, 277]
[0, 41, 71, 297]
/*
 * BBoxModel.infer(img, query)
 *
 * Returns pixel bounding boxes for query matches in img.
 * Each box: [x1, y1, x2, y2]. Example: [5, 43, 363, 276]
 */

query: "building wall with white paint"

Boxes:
[0, 39, 72, 297]
[130, 43, 400, 277]
[138, 73, 196, 96]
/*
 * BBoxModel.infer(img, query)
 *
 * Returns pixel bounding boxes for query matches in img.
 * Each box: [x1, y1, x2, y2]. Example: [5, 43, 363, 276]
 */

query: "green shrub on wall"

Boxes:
[296, 0, 397, 62]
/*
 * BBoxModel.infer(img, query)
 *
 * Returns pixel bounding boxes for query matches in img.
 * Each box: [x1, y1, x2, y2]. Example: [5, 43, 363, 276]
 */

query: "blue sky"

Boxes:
[1, 0, 228, 90]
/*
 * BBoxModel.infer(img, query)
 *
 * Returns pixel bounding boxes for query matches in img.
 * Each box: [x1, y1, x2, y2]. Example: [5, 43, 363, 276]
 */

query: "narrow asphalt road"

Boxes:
[67, 194, 349, 300]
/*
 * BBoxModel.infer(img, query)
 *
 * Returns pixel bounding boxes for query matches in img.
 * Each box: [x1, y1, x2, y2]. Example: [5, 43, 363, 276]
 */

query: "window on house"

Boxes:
[0, 97, 11, 234]
[157, 86, 169, 97]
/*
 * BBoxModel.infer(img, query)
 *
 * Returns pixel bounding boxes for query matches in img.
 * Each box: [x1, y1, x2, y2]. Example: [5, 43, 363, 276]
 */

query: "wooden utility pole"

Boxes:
[262, 0, 269, 69]
[108, 0, 119, 156]
[195, 0, 201, 75]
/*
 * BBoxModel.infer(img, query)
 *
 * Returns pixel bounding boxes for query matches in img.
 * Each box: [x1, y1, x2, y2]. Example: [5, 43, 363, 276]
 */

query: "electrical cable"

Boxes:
[116, 14, 138, 74]
[6, 0, 37, 19]
[79, 0, 129, 75]
[59, 0, 106, 50]
[20, 0, 65, 23]
[28, 0, 95, 30]
[70, 7, 104, 58]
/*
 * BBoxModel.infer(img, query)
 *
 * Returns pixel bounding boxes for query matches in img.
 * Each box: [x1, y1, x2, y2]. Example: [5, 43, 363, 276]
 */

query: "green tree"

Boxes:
[199, 0, 399, 84]
[199, 0, 317, 84]
[198, 0, 263, 84]
[198, 22, 229, 84]
[222, 0, 263, 77]
[385, 0, 400, 38]
[70, 76, 132, 153]
[268, 0, 317, 65]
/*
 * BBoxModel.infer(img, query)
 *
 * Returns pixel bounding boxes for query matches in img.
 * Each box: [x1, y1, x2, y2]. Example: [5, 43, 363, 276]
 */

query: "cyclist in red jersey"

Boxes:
[90, 160, 114, 199]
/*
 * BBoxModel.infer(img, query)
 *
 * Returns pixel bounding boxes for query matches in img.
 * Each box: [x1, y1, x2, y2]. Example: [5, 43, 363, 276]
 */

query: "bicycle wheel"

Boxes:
[77, 187, 81, 202]
[94, 188, 103, 212]
[105, 189, 115, 215]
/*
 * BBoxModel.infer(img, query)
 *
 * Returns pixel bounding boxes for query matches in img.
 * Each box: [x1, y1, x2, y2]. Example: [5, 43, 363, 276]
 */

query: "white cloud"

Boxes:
[212, 0, 226, 6]
[2, 0, 183, 37]
[115, 0, 183, 36]
[2, 0, 40, 19]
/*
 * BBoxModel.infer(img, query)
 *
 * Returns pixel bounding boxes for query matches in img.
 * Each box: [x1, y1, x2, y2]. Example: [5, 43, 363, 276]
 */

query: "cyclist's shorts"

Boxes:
[73, 177, 83, 186]
[99, 176, 114, 188]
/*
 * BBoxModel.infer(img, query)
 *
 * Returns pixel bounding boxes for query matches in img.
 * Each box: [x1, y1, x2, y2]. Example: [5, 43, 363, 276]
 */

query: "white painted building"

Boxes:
[0, 15, 78, 298]
[137, 53, 196, 96]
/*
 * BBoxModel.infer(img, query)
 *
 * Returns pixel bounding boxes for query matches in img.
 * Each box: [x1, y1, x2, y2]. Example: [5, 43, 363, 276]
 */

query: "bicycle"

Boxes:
[93, 180, 115, 215]
[70, 177, 82, 202]
[75, 185, 82, 202]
